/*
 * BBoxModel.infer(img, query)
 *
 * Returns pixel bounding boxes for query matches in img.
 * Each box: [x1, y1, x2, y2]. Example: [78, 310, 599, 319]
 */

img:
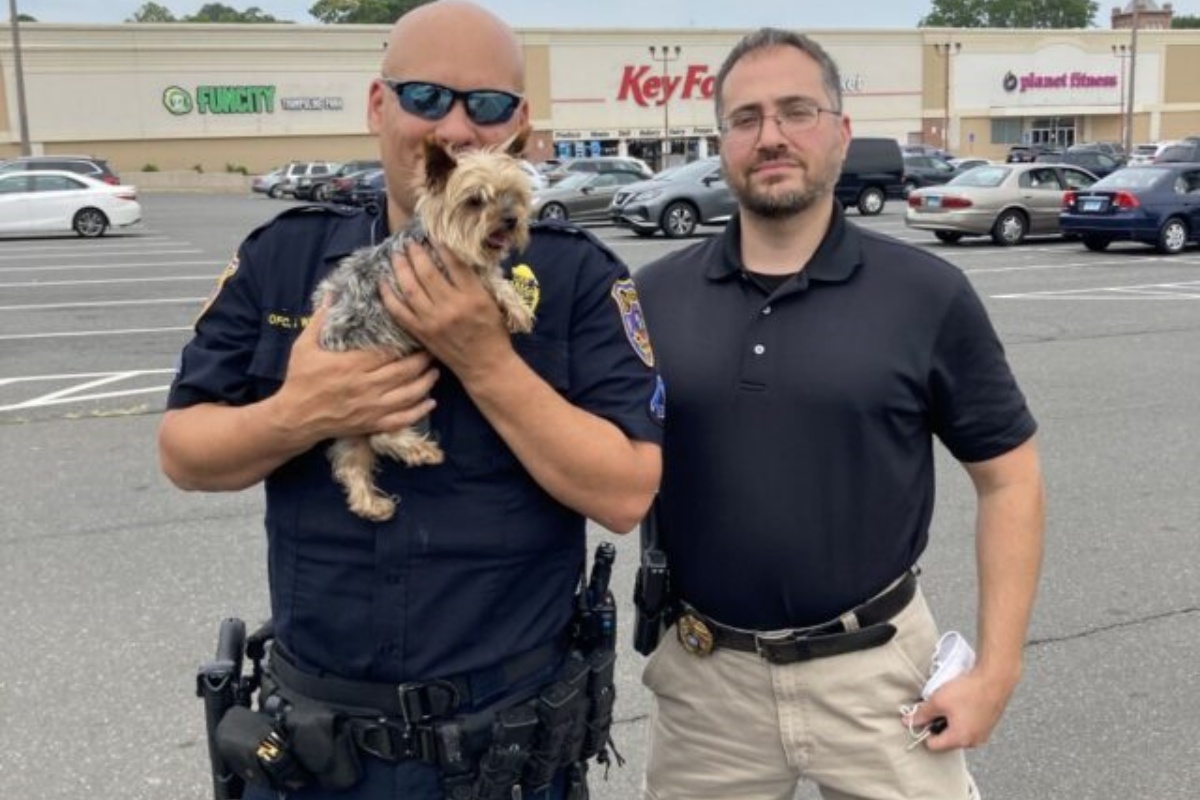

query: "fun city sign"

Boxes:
[162, 85, 345, 115]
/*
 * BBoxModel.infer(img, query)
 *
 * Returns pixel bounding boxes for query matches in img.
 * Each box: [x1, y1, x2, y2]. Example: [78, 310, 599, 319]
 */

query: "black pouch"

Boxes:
[284, 702, 364, 790]
[215, 706, 311, 791]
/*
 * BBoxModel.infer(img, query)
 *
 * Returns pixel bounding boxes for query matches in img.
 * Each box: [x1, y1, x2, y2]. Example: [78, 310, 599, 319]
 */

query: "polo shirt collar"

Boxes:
[708, 201, 863, 285]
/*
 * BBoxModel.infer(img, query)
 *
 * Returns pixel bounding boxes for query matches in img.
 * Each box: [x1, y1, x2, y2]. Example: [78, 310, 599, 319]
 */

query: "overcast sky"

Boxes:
[14, 0, 1200, 27]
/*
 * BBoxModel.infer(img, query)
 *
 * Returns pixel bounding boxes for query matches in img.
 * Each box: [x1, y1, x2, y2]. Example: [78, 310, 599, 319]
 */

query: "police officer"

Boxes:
[158, 3, 661, 798]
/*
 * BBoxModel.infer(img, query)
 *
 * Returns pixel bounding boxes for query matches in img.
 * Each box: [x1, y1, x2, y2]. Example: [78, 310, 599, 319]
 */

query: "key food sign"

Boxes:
[162, 85, 344, 115]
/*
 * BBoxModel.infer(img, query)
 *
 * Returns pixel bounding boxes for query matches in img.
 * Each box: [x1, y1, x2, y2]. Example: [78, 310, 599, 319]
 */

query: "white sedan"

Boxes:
[0, 170, 141, 237]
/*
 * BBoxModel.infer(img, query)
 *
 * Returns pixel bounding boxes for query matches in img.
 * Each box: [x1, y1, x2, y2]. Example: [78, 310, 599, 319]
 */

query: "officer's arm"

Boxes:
[458, 351, 661, 534]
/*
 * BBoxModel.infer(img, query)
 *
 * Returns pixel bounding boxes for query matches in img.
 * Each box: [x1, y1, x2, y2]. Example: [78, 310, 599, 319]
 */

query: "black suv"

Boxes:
[834, 138, 905, 215]
[295, 159, 383, 201]
[0, 155, 119, 184]
[1034, 147, 1125, 178]
[902, 154, 957, 194]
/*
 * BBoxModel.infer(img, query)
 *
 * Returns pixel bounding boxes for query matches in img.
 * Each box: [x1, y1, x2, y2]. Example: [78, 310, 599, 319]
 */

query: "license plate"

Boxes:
[926, 196, 941, 209]
[1081, 198, 1104, 212]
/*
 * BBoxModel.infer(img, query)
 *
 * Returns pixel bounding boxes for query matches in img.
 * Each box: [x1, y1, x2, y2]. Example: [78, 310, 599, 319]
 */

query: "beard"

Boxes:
[730, 149, 842, 219]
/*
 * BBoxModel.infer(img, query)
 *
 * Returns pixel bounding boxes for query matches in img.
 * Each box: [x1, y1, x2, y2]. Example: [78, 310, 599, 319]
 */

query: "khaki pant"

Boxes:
[642, 588, 979, 800]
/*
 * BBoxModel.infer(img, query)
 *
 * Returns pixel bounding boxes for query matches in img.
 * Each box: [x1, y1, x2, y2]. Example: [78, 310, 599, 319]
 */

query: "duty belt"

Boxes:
[676, 569, 918, 664]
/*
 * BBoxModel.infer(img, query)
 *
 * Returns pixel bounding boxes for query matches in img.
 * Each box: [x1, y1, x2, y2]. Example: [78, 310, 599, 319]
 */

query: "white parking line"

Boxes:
[0, 297, 204, 311]
[0, 260, 218, 274]
[0, 276, 216, 289]
[0, 248, 202, 261]
[0, 370, 176, 412]
[0, 236, 181, 252]
[994, 280, 1200, 299]
[0, 326, 192, 341]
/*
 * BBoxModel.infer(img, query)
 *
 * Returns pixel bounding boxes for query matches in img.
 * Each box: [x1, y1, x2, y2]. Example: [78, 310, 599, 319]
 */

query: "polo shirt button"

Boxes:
[762, 306, 772, 315]
[753, 344, 765, 355]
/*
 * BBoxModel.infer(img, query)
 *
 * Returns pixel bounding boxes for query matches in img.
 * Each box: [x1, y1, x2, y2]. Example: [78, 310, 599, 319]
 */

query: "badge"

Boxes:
[677, 613, 715, 657]
[610, 278, 654, 367]
[510, 264, 540, 315]
[195, 254, 239, 325]
[649, 375, 666, 424]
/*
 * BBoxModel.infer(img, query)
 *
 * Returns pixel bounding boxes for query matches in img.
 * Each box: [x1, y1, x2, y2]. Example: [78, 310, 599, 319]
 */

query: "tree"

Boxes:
[17, 13, 36, 21]
[1172, 14, 1200, 28]
[308, 0, 433, 25]
[127, 2, 176, 22]
[920, 0, 1098, 28]
[185, 3, 280, 22]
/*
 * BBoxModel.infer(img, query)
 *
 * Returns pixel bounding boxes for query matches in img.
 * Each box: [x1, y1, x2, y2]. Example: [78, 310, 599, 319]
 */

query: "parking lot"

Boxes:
[2, 194, 1199, 799]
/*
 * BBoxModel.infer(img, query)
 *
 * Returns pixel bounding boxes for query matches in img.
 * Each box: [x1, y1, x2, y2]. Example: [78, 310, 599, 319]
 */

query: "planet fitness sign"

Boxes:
[1002, 70, 1118, 93]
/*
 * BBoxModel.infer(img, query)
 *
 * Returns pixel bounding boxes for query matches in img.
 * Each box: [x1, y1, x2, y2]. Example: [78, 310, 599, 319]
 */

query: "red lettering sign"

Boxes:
[617, 64, 715, 106]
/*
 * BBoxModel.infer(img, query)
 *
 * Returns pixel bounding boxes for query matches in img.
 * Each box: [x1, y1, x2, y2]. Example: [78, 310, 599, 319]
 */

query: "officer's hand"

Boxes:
[905, 670, 1013, 752]
[381, 239, 515, 383]
[274, 306, 439, 441]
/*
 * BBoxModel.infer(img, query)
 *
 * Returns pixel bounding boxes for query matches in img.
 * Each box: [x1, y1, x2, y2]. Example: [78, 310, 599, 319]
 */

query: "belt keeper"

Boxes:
[838, 610, 861, 632]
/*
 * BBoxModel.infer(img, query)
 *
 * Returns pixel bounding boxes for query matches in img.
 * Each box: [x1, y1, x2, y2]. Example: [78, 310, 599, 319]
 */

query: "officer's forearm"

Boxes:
[158, 400, 317, 491]
[459, 350, 660, 533]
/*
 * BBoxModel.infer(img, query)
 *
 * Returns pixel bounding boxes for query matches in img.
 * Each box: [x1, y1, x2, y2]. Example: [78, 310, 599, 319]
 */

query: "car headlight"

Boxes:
[631, 189, 663, 202]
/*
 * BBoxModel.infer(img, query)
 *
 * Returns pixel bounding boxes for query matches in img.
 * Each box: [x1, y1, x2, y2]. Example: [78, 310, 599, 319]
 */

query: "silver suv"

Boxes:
[275, 161, 339, 198]
[609, 157, 737, 238]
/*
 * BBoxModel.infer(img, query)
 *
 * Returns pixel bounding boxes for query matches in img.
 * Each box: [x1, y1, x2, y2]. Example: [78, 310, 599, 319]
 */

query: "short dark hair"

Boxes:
[713, 28, 843, 124]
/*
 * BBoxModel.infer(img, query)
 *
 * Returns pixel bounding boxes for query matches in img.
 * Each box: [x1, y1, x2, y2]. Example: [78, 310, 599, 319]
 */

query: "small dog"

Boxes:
[312, 134, 534, 522]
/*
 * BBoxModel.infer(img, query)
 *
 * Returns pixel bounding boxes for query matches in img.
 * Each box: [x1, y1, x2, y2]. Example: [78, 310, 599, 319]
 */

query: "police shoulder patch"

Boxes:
[195, 253, 239, 325]
[611, 278, 654, 367]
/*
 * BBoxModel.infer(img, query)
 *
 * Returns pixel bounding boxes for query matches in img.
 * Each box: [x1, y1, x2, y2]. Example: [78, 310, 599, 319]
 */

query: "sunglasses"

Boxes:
[381, 79, 522, 125]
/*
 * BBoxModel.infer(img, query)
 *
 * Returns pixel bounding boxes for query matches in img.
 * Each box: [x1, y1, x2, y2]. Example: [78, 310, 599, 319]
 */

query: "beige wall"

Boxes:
[1164, 45, 1200, 104]
[1159, 111, 1200, 140]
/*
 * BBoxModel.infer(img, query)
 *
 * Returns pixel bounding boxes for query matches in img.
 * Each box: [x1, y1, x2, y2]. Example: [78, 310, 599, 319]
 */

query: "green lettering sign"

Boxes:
[194, 85, 276, 115]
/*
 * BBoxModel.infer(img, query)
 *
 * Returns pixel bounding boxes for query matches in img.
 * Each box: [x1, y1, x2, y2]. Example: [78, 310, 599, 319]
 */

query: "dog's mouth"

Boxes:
[485, 227, 514, 251]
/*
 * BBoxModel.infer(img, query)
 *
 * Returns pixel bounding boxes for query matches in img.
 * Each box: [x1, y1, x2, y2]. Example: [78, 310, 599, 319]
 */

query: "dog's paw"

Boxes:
[349, 491, 397, 522]
[402, 440, 445, 466]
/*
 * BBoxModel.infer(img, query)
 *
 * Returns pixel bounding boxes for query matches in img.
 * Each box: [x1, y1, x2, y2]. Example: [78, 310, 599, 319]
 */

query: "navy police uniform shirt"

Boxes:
[169, 205, 661, 683]
[636, 206, 1037, 631]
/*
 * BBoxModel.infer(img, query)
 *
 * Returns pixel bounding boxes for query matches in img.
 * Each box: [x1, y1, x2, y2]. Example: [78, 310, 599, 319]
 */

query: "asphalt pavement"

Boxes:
[2, 193, 1198, 799]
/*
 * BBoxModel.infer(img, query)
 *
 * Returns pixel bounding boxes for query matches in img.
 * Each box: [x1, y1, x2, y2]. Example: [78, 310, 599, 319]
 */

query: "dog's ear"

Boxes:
[502, 126, 531, 159]
[422, 136, 457, 193]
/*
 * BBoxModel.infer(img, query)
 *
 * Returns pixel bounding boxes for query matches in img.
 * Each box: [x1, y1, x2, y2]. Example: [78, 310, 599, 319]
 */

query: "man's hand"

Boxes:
[381, 239, 517, 384]
[906, 669, 1017, 751]
[270, 306, 439, 444]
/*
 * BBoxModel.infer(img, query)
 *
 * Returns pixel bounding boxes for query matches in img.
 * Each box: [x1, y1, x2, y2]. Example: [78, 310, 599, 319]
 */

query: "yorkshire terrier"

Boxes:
[312, 134, 534, 522]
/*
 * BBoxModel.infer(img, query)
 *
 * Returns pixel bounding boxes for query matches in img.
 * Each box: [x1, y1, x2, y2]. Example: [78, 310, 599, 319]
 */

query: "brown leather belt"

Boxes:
[676, 570, 917, 664]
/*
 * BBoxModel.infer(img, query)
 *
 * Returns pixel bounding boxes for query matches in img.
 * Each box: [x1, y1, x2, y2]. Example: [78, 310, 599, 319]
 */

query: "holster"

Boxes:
[633, 547, 674, 656]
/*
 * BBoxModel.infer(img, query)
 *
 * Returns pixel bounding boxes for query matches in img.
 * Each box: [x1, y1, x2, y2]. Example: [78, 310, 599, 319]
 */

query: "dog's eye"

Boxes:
[465, 194, 486, 209]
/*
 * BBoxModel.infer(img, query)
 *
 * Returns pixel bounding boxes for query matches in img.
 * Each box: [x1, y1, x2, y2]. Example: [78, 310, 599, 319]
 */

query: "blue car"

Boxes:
[1060, 163, 1200, 254]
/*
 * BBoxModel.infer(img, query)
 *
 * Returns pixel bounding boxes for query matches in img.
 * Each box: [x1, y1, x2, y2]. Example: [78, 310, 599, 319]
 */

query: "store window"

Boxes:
[990, 118, 1023, 145]
[1026, 117, 1076, 148]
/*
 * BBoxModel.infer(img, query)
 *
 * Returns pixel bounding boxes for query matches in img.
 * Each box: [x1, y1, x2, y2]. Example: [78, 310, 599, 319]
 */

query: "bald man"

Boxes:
[160, 3, 661, 798]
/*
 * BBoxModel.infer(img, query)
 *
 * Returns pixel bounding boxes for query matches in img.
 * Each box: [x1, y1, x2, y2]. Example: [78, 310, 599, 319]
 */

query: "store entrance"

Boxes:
[1026, 117, 1077, 148]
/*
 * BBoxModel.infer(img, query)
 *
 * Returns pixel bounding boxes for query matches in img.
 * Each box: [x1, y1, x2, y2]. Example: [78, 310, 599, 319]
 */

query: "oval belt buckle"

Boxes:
[677, 613, 715, 657]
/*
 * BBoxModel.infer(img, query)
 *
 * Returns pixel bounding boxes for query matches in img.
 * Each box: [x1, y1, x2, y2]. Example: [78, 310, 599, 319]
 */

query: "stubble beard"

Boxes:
[733, 150, 843, 219]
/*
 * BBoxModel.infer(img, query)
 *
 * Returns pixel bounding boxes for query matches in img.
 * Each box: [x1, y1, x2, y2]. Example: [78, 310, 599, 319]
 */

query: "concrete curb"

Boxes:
[124, 171, 253, 194]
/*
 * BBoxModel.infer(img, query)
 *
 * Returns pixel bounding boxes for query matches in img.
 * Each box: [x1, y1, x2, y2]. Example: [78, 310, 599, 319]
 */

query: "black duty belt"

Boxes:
[268, 638, 565, 725]
[676, 570, 918, 664]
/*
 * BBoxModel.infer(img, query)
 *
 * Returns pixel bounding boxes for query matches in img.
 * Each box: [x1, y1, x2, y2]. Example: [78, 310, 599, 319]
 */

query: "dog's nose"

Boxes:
[502, 216, 518, 231]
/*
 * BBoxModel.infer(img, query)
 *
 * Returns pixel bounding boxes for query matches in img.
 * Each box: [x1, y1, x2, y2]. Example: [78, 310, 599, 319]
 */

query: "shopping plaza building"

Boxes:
[3, 17, 1200, 173]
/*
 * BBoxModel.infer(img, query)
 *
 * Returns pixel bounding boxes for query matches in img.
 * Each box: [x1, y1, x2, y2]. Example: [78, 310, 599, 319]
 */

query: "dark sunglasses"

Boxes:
[381, 79, 521, 125]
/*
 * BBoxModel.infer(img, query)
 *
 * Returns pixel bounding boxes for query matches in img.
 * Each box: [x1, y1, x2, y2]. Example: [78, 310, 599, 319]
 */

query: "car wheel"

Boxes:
[73, 207, 109, 238]
[934, 231, 963, 244]
[267, 185, 282, 199]
[661, 201, 698, 238]
[856, 187, 885, 216]
[314, 184, 332, 202]
[631, 228, 657, 238]
[1082, 235, 1111, 252]
[1155, 217, 1188, 255]
[990, 209, 1028, 246]
[539, 202, 568, 221]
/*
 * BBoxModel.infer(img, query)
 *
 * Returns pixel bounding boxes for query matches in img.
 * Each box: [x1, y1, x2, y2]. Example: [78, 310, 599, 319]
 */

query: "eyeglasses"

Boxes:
[380, 79, 522, 126]
[719, 104, 841, 144]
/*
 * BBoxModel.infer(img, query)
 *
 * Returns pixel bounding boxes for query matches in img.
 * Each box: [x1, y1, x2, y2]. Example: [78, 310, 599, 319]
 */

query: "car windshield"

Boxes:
[554, 173, 594, 190]
[947, 166, 1010, 187]
[656, 159, 718, 182]
[1093, 168, 1168, 191]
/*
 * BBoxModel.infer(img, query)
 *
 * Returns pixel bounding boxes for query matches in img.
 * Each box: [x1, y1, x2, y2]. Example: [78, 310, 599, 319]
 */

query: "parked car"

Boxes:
[327, 167, 381, 205]
[834, 137, 905, 216]
[531, 170, 644, 222]
[1153, 140, 1200, 164]
[1005, 144, 1063, 164]
[274, 160, 339, 198]
[905, 163, 1098, 246]
[0, 154, 120, 185]
[346, 169, 386, 210]
[543, 156, 653, 185]
[1060, 163, 1200, 254]
[902, 144, 952, 160]
[1035, 147, 1125, 179]
[251, 167, 286, 197]
[1127, 142, 1166, 166]
[517, 159, 548, 191]
[0, 170, 140, 237]
[295, 159, 381, 201]
[902, 154, 957, 194]
[609, 156, 737, 238]
[948, 157, 991, 173]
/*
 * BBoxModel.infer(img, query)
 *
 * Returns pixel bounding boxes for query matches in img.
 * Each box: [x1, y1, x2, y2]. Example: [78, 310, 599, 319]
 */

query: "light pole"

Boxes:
[933, 42, 961, 152]
[1123, 2, 1141, 156]
[7, 0, 31, 156]
[648, 44, 681, 170]
[1112, 43, 1131, 151]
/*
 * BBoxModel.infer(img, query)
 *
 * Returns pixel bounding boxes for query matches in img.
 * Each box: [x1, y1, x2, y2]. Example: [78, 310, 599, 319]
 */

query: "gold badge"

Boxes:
[510, 264, 540, 315]
[677, 614, 715, 657]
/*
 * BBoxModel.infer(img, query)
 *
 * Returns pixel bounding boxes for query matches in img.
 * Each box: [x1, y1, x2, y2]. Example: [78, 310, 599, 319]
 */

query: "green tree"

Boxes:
[920, 0, 1098, 28]
[17, 13, 36, 21]
[185, 3, 280, 22]
[308, 0, 433, 25]
[1171, 14, 1200, 28]
[127, 2, 177, 22]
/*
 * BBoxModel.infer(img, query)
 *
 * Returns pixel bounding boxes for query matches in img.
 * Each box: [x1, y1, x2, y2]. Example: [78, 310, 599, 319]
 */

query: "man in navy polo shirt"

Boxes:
[635, 28, 1044, 800]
